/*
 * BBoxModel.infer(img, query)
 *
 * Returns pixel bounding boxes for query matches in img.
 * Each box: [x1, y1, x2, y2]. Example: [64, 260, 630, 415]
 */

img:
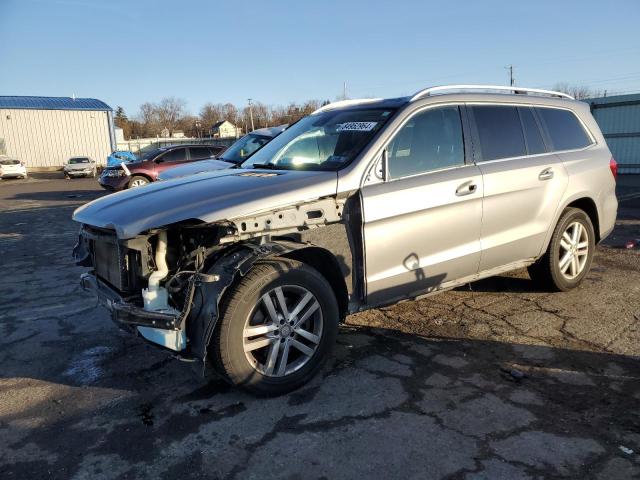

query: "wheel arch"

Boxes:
[540, 193, 601, 257]
[279, 246, 349, 320]
[128, 173, 153, 186]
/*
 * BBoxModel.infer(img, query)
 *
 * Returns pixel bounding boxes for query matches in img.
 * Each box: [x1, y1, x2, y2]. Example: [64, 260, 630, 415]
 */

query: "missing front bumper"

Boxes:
[80, 273, 186, 351]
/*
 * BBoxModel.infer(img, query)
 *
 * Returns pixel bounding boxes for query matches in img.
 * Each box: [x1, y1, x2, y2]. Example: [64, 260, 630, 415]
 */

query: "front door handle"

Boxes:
[539, 167, 554, 181]
[456, 180, 477, 196]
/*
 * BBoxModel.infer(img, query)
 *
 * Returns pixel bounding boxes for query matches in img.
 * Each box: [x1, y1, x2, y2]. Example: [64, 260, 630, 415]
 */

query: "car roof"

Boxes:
[313, 85, 576, 114]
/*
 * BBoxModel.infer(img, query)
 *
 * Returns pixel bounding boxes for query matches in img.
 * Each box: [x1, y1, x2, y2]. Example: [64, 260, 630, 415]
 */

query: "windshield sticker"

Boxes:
[336, 121, 378, 132]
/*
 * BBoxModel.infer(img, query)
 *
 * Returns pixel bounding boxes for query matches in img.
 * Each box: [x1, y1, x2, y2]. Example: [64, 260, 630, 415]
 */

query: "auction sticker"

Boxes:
[336, 121, 378, 132]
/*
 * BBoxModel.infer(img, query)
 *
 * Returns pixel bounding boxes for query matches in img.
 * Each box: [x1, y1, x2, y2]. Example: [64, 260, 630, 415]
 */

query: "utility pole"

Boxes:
[343, 81, 347, 100]
[505, 65, 515, 86]
[247, 98, 255, 132]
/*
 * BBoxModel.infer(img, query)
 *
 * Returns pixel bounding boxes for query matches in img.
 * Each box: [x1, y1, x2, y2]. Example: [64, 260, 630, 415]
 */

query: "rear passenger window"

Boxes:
[190, 147, 214, 160]
[535, 108, 592, 151]
[518, 107, 546, 155]
[471, 106, 526, 161]
[387, 106, 464, 179]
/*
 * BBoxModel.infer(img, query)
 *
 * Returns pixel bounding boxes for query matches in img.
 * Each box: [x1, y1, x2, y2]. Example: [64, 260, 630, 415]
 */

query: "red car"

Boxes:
[99, 144, 226, 191]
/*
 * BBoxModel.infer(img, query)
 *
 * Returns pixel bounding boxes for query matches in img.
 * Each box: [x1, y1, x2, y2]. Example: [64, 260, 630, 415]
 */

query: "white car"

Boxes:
[0, 157, 27, 179]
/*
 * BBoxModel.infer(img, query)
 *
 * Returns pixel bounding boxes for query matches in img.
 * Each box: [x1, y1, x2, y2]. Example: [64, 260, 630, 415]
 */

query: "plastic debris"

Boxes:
[625, 240, 635, 249]
[619, 445, 634, 455]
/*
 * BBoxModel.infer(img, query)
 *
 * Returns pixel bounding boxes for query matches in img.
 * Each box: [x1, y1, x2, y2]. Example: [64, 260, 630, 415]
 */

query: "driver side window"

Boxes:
[387, 106, 464, 179]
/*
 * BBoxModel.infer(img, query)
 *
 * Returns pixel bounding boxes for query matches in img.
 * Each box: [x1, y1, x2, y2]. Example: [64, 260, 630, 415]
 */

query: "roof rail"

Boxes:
[410, 85, 574, 102]
[311, 98, 383, 115]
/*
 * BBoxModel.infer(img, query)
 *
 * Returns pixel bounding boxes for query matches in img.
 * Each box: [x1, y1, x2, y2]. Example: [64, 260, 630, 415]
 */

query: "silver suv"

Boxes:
[73, 85, 618, 395]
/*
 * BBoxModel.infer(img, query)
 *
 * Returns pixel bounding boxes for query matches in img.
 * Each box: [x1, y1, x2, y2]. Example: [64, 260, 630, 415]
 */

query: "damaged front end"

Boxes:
[73, 196, 346, 371]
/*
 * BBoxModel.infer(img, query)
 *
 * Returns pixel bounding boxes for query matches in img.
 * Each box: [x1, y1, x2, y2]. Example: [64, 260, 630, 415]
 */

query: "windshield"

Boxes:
[220, 134, 272, 163]
[1, 159, 20, 165]
[69, 158, 90, 164]
[241, 108, 395, 171]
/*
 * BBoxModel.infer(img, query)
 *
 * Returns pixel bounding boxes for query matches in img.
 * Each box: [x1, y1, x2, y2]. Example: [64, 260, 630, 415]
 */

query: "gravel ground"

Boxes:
[1, 173, 639, 479]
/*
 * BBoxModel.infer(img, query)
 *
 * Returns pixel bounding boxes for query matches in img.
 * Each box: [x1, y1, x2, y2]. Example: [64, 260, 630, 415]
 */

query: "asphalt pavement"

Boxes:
[1, 173, 639, 479]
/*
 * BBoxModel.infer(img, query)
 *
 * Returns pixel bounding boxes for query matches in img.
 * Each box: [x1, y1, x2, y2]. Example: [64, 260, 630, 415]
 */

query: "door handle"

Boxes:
[455, 180, 477, 196]
[539, 167, 554, 181]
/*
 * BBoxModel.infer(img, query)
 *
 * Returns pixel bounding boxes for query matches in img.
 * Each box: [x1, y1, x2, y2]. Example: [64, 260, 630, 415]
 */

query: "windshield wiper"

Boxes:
[251, 163, 280, 169]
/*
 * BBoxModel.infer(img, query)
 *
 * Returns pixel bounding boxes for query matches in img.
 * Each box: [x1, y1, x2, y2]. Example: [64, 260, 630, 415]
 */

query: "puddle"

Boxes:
[62, 346, 112, 384]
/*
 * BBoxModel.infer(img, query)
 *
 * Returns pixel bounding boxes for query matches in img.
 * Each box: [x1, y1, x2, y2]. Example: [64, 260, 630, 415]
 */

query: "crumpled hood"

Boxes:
[73, 168, 338, 238]
[157, 159, 233, 181]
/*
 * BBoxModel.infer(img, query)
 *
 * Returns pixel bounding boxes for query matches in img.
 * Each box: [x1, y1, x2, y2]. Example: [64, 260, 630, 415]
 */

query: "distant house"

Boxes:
[159, 127, 170, 138]
[172, 130, 185, 138]
[211, 120, 241, 138]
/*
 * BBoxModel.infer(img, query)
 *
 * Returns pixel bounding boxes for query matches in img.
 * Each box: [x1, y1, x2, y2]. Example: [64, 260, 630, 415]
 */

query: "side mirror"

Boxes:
[374, 149, 389, 181]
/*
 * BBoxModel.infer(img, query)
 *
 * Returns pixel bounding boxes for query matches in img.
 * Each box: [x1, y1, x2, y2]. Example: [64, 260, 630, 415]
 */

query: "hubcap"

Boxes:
[131, 179, 147, 187]
[558, 221, 589, 280]
[243, 285, 323, 377]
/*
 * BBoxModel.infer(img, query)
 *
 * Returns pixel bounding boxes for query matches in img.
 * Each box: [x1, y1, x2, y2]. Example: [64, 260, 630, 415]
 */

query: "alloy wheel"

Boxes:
[558, 221, 589, 280]
[243, 285, 323, 377]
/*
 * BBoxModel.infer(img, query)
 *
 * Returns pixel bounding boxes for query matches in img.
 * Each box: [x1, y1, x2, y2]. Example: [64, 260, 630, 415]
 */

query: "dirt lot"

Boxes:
[1, 173, 639, 479]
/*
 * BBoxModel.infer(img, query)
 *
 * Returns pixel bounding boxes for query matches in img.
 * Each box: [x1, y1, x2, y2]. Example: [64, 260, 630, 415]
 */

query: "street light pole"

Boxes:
[247, 98, 255, 132]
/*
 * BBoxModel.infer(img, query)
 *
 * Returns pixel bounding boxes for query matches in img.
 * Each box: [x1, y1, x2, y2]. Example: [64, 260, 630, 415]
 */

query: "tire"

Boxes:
[528, 207, 595, 292]
[212, 258, 339, 396]
[128, 175, 149, 188]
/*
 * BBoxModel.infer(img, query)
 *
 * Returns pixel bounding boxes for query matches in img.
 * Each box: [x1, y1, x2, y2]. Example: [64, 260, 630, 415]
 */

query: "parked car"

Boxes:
[73, 85, 617, 395]
[64, 157, 97, 178]
[107, 150, 137, 167]
[0, 157, 27, 179]
[98, 144, 226, 191]
[158, 126, 287, 181]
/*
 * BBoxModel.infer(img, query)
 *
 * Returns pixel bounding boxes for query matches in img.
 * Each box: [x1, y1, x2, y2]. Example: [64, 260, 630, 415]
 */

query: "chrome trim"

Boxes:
[411, 85, 574, 102]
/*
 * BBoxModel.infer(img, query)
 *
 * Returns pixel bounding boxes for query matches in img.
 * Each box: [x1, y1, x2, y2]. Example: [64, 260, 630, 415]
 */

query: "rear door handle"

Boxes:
[456, 180, 477, 196]
[539, 167, 554, 181]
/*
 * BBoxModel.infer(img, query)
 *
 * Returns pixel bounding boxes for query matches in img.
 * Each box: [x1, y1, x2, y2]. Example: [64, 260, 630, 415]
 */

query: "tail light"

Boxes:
[609, 157, 618, 179]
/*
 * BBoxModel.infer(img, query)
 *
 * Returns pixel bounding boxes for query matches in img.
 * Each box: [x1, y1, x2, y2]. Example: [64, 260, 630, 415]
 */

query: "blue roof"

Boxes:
[0, 96, 112, 111]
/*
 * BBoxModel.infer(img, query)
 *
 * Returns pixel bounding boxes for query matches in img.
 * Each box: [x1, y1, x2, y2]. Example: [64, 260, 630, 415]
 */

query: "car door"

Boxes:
[468, 104, 569, 272]
[155, 147, 188, 173]
[361, 105, 483, 306]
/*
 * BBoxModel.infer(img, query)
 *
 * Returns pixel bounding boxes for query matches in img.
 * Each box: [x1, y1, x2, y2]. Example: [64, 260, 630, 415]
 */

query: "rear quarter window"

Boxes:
[535, 108, 593, 151]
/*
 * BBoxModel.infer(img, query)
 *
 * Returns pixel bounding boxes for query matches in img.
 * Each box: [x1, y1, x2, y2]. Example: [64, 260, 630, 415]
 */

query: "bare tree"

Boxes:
[156, 97, 187, 136]
[200, 103, 225, 130]
[552, 83, 604, 100]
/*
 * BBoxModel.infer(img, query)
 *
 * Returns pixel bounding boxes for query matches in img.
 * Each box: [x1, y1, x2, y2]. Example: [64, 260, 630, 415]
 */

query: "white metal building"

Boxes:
[0, 96, 115, 169]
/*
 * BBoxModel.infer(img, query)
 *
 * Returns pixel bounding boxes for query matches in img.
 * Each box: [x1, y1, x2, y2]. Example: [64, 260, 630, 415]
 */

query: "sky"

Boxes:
[1, 0, 639, 117]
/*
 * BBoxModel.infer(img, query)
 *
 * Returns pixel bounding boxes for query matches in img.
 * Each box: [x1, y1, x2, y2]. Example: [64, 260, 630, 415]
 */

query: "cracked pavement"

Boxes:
[1, 174, 639, 479]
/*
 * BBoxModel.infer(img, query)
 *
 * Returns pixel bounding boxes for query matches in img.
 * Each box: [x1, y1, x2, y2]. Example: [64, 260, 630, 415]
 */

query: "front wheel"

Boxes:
[128, 175, 149, 188]
[528, 208, 595, 291]
[212, 258, 339, 395]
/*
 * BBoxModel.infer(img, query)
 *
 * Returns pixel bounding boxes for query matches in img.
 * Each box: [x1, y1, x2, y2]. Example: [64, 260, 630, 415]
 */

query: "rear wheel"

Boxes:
[212, 258, 339, 395]
[128, 175, 149, 188]
[528, 208, 595, 291]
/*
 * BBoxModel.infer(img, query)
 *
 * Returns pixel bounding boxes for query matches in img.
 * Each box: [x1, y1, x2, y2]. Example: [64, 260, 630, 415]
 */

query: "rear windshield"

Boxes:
[241, 108, 395, 171]
[0, 159, 20, 165]
[69, 158, 90, 164]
